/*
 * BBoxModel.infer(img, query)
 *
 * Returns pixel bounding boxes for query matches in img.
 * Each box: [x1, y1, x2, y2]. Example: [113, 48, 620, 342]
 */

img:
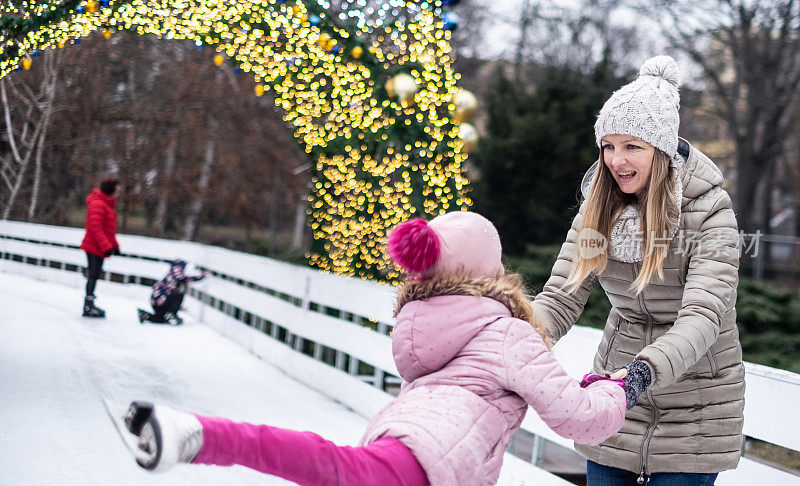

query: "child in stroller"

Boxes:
[138, 259, 208, 325]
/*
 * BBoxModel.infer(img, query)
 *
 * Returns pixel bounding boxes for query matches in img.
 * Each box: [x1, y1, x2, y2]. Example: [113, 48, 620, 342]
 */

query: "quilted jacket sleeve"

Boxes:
[636, 192, 740, 389]
[502, 319, 626, 445]
[532, 210, 596, 344]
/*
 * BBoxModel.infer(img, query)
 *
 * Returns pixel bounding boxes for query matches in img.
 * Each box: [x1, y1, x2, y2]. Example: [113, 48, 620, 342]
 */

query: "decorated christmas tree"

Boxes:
[0, 0, 480, 280]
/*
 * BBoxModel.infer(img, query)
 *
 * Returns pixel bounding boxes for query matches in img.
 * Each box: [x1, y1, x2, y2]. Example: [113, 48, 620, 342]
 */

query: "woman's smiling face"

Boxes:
[601, 134, 655, 199]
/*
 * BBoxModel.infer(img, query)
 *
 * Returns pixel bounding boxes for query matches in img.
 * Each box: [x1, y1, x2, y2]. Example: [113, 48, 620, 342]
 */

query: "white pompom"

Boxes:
[639, 55, 679, 86]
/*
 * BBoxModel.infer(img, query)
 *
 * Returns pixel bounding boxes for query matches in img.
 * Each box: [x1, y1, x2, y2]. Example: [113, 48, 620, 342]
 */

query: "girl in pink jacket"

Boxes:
[119, 211, 627, 485]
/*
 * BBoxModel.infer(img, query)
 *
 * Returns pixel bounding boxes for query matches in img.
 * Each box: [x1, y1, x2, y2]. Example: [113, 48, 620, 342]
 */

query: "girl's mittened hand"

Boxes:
[622, 360, 652, 409]
[579, 373, 608, 387]
[580, 373, 626, 391]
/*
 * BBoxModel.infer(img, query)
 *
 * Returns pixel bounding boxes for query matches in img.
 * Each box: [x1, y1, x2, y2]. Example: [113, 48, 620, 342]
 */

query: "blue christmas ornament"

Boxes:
[443, 12, 459, 30]
[443, 0, 461, 4]
[100, 0, 110, 7]
[32, 49, 40, 57]
[331, 44, 340, 55]
[234, 67, 242, 74]
[309, 14, 321, 26]
[73, 38, 81, 44]
[14, 66, 21, 72]
[76, 5, 84, 13]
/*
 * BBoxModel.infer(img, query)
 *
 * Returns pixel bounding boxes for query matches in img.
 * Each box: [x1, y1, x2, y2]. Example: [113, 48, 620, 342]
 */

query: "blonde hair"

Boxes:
[564, 149, 678, 295]
[395, 271, 552, 349]
[500, 273, 552, 349]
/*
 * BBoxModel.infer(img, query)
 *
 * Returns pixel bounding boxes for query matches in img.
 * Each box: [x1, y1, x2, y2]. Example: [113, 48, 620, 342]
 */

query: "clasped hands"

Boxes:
[580, 361, 652, 410]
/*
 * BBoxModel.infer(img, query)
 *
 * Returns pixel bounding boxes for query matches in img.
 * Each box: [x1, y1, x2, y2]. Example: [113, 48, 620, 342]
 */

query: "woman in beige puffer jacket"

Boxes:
[533, 56, 744, 485]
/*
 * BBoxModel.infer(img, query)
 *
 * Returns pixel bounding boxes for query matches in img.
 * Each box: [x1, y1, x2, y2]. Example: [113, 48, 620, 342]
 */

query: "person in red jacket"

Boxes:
[79, 175, 121, 317]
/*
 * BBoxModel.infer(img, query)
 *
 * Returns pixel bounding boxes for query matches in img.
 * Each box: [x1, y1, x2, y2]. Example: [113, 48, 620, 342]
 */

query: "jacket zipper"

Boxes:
[706, 349, 718, 378]
[634, 262, 660, 485]
[603, 315, 623, 370]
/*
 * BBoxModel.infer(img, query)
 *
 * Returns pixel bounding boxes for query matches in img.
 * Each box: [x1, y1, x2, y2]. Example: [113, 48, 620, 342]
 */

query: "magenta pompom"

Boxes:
[387, 218, 441, 274]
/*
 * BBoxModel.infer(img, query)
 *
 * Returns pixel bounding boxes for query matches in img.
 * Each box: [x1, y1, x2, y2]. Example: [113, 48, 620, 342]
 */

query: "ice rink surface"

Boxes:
[0, 272, 369, 485]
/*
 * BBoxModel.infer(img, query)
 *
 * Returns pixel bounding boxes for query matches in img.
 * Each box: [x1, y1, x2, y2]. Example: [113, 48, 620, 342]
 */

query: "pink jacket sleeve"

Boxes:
[502, 319, 626, 446]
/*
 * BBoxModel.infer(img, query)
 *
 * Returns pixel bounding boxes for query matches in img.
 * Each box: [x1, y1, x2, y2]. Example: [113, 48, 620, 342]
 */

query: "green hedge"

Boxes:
[506, 245, 800, 374]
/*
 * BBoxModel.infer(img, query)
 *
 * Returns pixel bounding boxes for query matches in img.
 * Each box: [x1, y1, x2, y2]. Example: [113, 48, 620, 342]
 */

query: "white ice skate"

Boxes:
[103, 399, 203, 472]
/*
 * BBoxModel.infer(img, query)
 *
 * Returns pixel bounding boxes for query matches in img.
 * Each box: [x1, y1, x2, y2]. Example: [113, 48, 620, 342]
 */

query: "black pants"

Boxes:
[85, 252, 105, 297]
[150, 293, 184, 323]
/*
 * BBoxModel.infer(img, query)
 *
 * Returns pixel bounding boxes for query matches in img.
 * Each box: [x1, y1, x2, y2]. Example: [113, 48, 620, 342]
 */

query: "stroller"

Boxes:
[138, 259, 207, 325]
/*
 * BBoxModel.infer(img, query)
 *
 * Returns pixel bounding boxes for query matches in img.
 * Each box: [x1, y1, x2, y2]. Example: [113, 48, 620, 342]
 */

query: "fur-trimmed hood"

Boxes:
[395, 273, 533, 320]
[393, 274, 531, 383]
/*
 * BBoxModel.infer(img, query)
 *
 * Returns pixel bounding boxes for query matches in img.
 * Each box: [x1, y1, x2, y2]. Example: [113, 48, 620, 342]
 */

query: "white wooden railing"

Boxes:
[1, 220, 799, 485]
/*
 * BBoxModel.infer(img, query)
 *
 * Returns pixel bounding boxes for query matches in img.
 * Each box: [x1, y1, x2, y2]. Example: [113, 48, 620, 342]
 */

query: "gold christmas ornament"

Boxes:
[317, 33, 330, 48]
[458, 122, 479, 152]
[102, 29, 112, 39]
[384, 76, 395, 98]
[452, 89, 477, 123]
[21, 58, 32, 70]
[254, 84, 265, 97]
[213, 54, 225, 66]
[351, 46, 363, 59]
[86, 1, 98, 13]
[391, 73, 418, 103]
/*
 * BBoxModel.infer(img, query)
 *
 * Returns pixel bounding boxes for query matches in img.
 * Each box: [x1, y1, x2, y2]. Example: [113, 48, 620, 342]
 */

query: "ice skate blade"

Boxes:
[102, 399, 151, 463]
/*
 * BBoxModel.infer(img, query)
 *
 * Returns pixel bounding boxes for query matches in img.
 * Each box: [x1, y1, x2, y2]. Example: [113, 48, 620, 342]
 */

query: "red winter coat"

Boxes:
[80, 188, 119, 257]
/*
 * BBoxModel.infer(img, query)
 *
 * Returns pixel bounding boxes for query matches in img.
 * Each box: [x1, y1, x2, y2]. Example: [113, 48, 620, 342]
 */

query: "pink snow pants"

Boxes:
[192, 415, 430, 486]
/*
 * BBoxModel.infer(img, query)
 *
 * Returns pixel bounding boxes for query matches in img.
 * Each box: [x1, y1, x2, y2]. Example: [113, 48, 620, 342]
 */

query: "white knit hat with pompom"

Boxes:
[594, 55, 681, 164]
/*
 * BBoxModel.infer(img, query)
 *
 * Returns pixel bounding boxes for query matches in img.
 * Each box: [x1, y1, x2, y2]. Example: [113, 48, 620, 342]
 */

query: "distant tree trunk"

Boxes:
[514, 0, 533, 85]
[153, 134, 177, 236]
[183, 118, 217, 241]
[734, 138, 759, 232]
[1, 80, 46, 220]
[292, 194, 308, 250]
[27, 51, 60, 221]
[267, 172, 281, 249]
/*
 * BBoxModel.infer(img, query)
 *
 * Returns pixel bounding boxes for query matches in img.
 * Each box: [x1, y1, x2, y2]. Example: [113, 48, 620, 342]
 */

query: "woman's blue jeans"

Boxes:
[587, 460, 718, 486]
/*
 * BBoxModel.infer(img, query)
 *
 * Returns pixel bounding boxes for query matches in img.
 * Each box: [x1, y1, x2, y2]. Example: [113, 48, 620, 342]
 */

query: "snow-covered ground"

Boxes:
[0, 272, 368, 485]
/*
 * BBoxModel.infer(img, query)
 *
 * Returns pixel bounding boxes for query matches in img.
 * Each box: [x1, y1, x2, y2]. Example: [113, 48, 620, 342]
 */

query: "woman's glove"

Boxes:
[620, 360, 652, 409]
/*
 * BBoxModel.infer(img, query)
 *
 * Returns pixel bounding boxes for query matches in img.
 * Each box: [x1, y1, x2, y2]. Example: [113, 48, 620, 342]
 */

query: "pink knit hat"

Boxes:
[387, 211, 503, 279]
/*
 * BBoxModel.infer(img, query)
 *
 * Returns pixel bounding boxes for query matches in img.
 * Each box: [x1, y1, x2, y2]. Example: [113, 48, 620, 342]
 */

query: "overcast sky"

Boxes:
[470, 0, 701, 85]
